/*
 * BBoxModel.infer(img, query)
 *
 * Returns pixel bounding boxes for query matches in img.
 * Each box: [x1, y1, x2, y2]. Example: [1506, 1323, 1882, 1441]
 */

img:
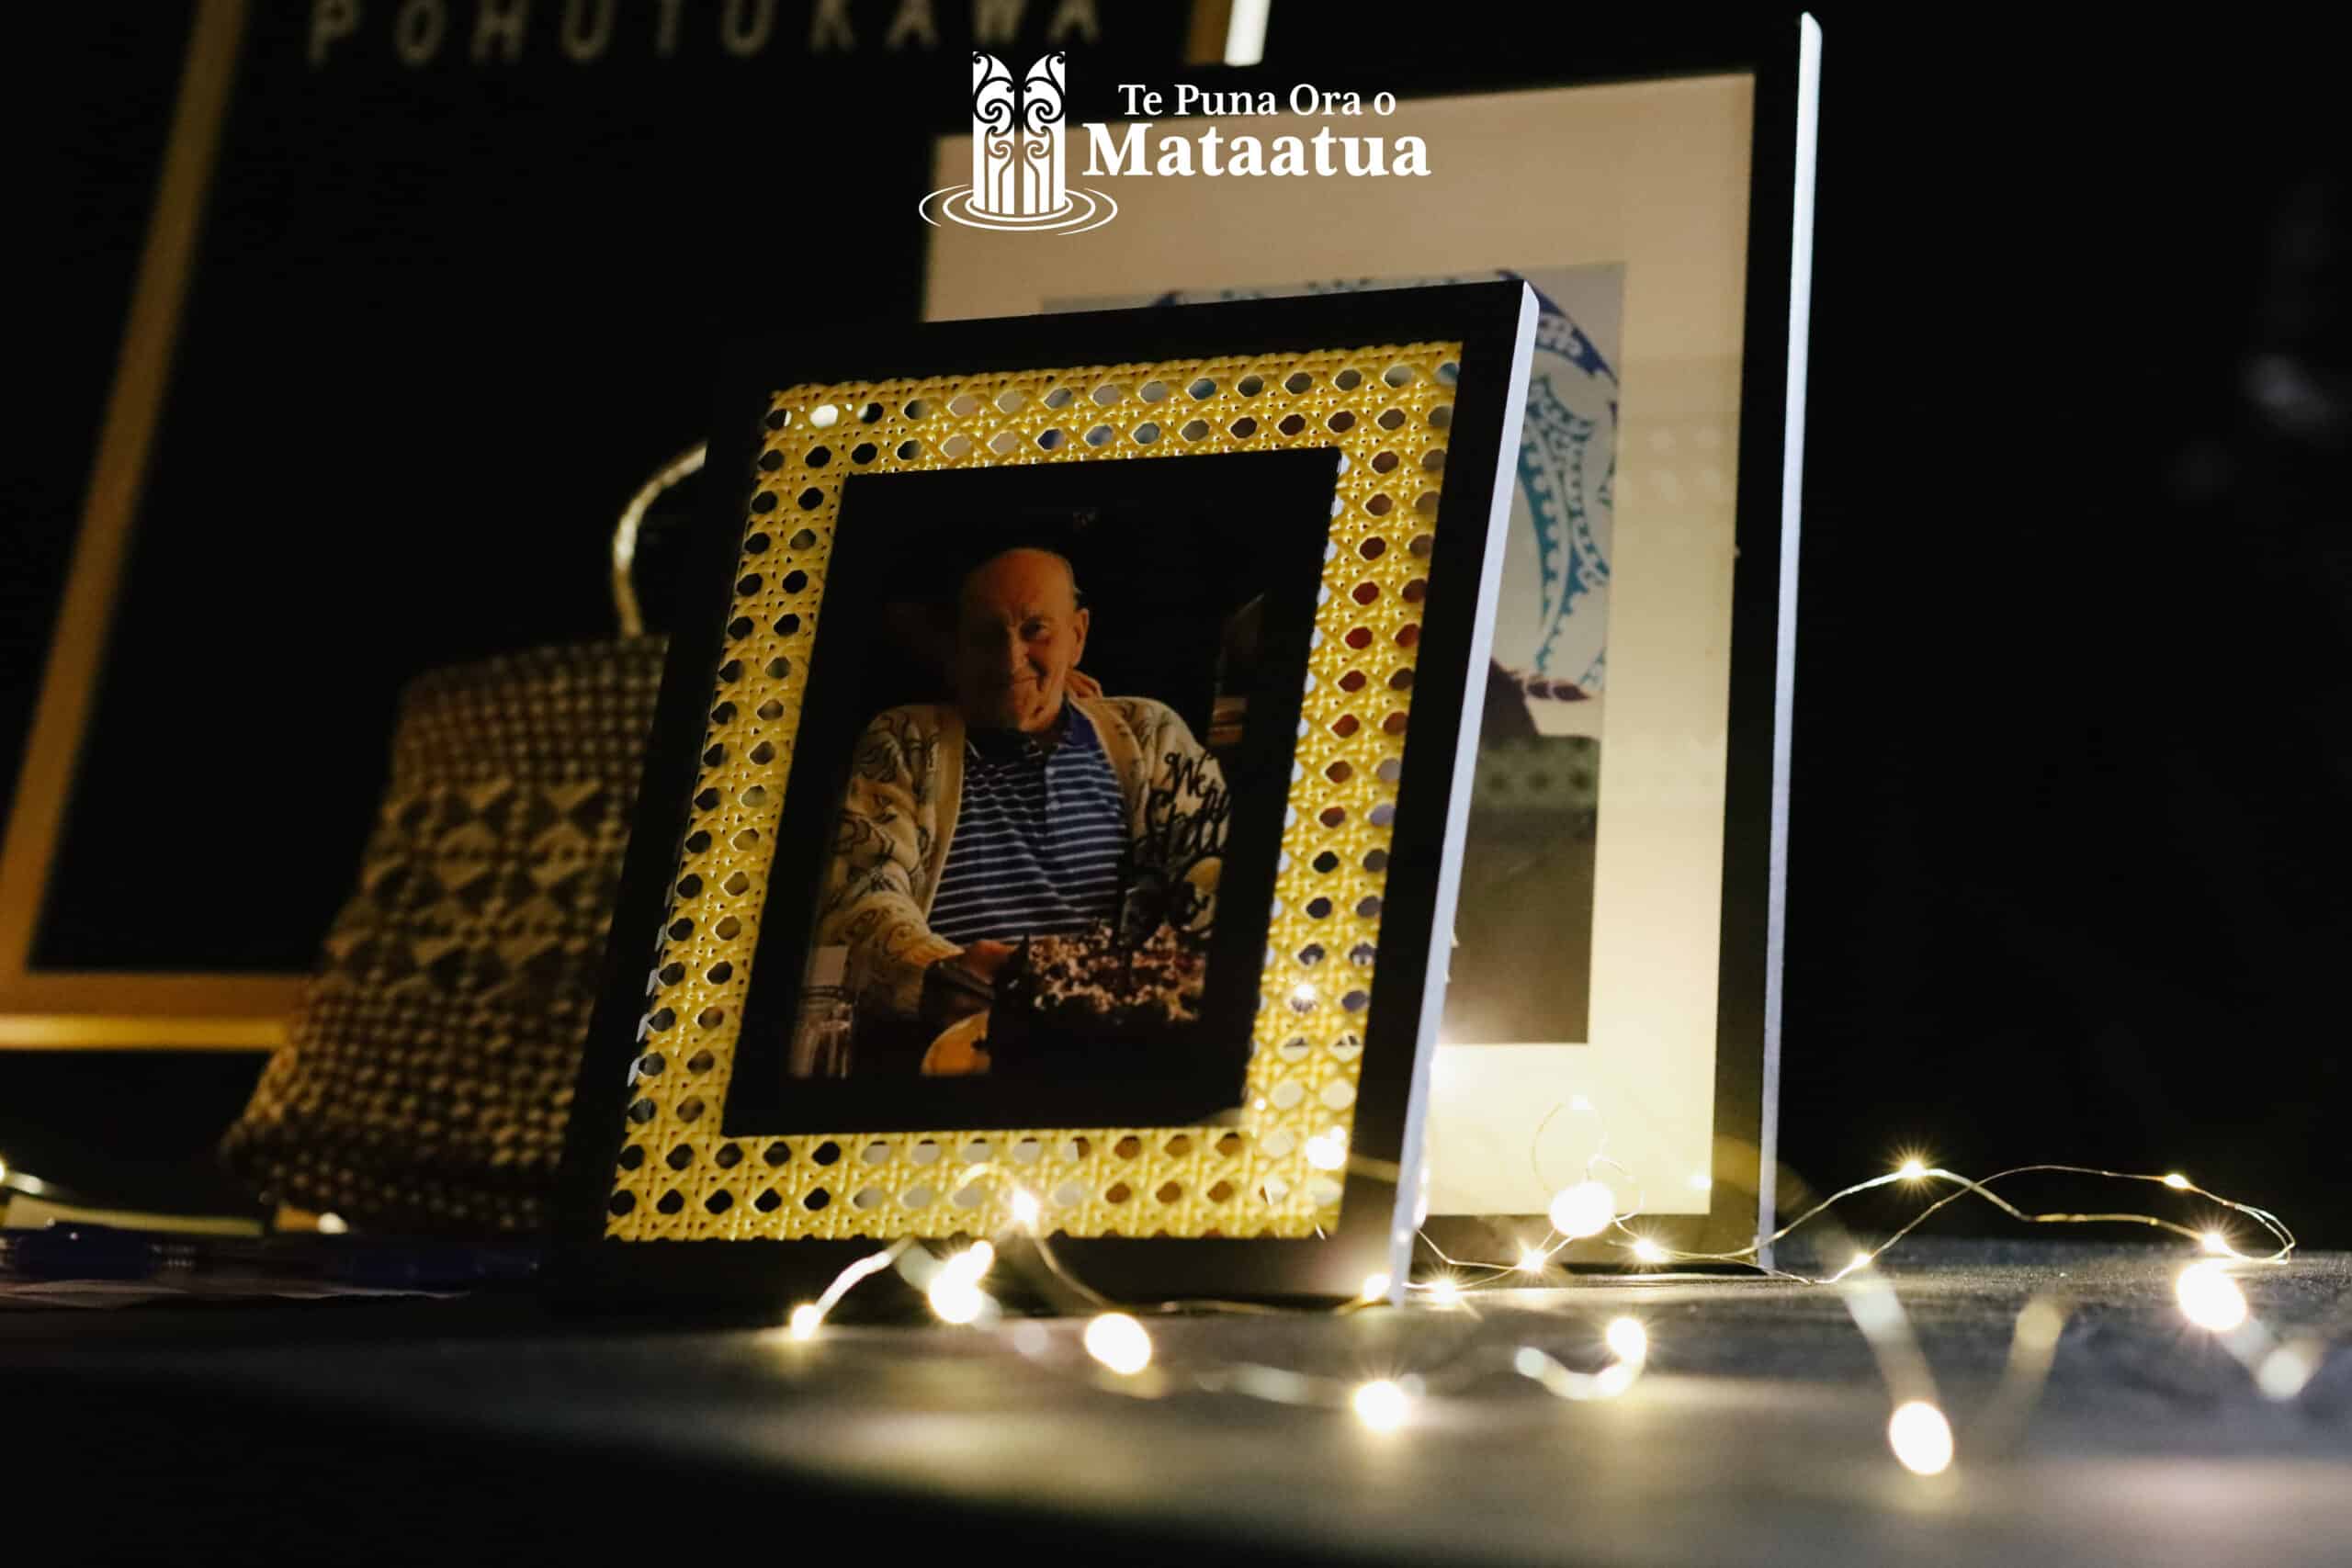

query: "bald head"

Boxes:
[952, 547, 1090, 732]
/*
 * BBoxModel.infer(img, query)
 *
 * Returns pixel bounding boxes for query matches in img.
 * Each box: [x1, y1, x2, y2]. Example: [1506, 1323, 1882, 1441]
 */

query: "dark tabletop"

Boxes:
[6, 1239, 2346, 1564]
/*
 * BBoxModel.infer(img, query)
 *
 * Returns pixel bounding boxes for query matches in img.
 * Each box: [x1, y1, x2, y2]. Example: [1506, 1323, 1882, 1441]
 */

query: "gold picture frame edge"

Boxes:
[0, 0, 258, 1053]
[603, 337, 1470, 1246]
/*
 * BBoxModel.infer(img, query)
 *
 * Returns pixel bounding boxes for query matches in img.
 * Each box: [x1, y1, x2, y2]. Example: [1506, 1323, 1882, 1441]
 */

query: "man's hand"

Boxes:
[922, 940, 1018, 1025]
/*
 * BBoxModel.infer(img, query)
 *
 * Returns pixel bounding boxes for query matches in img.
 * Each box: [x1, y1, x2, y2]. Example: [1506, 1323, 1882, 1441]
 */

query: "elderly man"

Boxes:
[819, 546, 1227, 1025]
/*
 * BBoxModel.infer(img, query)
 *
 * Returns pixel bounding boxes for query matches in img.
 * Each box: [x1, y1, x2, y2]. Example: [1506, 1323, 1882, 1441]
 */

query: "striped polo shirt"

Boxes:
[927, 705, 1128, 946]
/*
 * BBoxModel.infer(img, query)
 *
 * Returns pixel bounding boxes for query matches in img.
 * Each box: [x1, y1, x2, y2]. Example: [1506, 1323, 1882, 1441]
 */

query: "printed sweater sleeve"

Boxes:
[1121, 698, 1229, 931]
[816, 709, 961, 1019]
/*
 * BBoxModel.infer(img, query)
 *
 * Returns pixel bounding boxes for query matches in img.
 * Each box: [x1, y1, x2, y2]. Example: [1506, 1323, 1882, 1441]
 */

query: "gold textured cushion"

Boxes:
[220, 638, 666, 1234]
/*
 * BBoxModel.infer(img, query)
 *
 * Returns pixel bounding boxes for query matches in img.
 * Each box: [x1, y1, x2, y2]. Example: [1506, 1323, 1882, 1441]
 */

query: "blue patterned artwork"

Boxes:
[1512, 286, 1618, 698]
[1086, 268, 1623, 730]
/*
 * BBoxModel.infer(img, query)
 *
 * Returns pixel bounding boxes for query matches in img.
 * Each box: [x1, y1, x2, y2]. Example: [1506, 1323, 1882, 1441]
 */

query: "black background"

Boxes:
[5, 6, 2346, 1244]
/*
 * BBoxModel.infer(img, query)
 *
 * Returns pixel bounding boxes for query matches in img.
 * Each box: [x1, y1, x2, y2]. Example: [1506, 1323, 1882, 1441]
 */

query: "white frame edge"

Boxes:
[1389, 283, 1544, 1299]
[1758, 12, 1822, 1270]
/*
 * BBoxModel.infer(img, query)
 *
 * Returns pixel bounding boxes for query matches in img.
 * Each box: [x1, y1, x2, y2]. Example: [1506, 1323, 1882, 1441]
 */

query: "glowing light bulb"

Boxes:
[1305, 1130, 1348, 1171]
[926, 1279, 983, 1325]
[2199, 1230, 2233, 1258]
[1516, 1246, 1549, 1274]
[928, 1276, 986, 1324]
[1011, 1188, 1042, 1228]
[1630, 1236, 1669, 1265]
[2175, 1261, 2247, 1332]
[1359, 1272, 1391, 1302]
[787, 1303, 822, 1341]
[1896, 1158, 1928, 1181]
[928, 1242, 995, 1325]
[1352, 1379, 1409, 1431]
[1604, 1317, 1648, 1363]
[2163, 1172, 2190, 1190]
[1423, 1274, 1463, 1307]
[1887, 1400, 1953, 1476]
[1082, 1312, 1153, 1375]
[1845, 1250, 1874, 1276]
[316, 1213, 349, 1235]
[1546, 1179, 1615, 1240]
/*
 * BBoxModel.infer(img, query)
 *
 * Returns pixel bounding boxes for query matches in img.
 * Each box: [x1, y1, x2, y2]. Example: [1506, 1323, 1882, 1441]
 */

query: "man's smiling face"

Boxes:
[952, 547, 1090, 733]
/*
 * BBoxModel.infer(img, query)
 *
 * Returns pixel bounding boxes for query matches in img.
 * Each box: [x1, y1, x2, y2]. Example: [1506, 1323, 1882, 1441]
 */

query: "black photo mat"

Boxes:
[723, 450, 1341, 1135]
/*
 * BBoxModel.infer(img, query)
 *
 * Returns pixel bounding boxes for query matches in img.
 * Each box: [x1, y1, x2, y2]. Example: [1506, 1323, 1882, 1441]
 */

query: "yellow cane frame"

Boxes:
[606, 343, 1463, 1242]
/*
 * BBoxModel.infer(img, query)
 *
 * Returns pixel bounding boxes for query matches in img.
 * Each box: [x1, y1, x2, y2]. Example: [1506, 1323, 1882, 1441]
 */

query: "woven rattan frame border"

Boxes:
[558, 283, 1538, 1304]
[605, 342, 1459, 1244]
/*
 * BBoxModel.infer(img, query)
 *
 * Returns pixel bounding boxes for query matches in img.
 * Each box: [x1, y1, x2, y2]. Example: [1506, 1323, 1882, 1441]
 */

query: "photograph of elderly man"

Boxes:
[722, 446, 1341, 1115]
[810, 541, 1230, 1076]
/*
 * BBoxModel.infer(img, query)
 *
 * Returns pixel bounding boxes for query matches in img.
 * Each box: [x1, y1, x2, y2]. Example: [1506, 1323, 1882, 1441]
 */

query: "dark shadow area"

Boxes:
[6, 10, 2347, 1244]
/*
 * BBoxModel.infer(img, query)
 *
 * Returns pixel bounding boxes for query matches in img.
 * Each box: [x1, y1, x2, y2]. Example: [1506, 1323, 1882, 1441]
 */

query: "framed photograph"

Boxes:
[557, 282, 1539, 1305]
[922, 15, 1819, 1263]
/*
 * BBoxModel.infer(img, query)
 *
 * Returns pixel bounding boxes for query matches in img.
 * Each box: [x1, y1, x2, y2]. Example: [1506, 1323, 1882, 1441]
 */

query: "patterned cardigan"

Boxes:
[817, 695, 1227, 1019]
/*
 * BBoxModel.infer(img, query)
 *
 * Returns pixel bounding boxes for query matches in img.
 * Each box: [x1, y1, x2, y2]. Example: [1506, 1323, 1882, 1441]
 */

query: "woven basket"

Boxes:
[218, 638, 667, 1233]
[220, 446, 702, 1234]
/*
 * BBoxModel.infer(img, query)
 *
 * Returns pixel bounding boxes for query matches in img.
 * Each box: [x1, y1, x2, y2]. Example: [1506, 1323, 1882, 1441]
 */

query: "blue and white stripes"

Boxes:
[928, 706, 1127, 945]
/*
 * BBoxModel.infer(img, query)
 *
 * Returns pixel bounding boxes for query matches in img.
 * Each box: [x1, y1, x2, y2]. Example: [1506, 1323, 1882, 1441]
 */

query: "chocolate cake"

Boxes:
[988, 922, 1208, 1067]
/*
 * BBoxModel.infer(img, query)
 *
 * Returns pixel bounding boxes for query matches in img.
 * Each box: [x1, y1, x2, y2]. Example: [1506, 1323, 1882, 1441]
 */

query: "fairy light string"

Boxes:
[775, 1145, 2319, 1474]
[1639, 1161, 2297, 1281]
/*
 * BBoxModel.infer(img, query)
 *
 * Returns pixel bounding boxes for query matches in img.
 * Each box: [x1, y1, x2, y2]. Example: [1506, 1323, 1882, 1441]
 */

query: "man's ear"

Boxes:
[1071, 606, 1091, 659]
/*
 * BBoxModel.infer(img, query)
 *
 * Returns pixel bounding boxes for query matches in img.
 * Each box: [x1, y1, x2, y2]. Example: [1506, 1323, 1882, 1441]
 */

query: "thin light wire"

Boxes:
[779, 1145, 2316, 1471]
[1639, 1163, 2294, 1282]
